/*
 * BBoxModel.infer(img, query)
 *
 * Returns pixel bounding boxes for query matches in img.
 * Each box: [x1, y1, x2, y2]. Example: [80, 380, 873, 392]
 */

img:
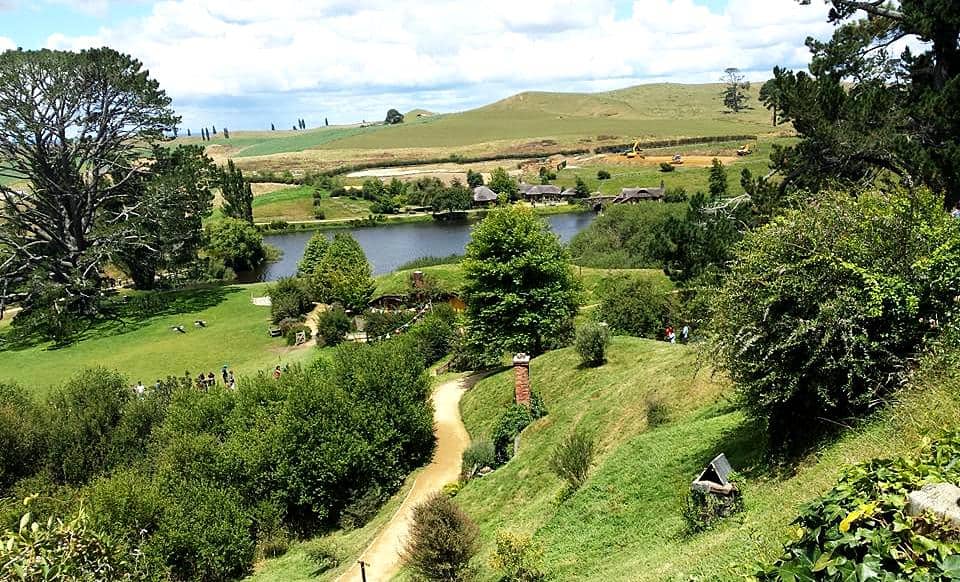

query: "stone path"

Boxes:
[337, 377, 470, 582]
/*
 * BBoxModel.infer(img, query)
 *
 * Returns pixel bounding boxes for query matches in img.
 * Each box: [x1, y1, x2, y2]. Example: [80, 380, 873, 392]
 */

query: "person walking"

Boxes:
[134, 380, 145, 397]
[273, 365, 282, 380]
[221, 365, 229, 385]
[681, 325, 690, 343]
[227, 370, 236, 390]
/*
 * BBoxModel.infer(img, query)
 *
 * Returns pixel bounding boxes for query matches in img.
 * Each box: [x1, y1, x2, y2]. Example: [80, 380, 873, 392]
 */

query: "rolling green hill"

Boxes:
[185, 83, 777, 162]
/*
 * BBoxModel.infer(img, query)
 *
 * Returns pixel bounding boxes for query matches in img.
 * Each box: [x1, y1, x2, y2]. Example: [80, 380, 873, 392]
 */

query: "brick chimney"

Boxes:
[412, 270, 425, 289]
[513, 353, 531, 408]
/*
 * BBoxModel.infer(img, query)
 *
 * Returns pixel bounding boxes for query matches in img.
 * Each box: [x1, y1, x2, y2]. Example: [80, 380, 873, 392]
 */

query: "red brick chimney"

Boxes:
[513, 353, 531, 408]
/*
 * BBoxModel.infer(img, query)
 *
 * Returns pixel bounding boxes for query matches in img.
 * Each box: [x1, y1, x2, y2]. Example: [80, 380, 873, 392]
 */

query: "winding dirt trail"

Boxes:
[338, 377, 470, 582]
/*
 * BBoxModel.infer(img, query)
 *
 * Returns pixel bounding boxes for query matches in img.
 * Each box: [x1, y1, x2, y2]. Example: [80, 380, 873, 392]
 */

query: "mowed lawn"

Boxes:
[0, 284, 316, 397]
[251, 186, 375, 222]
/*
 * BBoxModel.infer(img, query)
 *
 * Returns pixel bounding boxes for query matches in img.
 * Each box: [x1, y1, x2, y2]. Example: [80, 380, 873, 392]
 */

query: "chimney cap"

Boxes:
[513, 353, 531, 365]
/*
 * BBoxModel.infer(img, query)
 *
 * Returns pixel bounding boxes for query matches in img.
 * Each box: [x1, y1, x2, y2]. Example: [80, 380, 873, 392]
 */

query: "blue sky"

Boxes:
[0, 0, 836, 131]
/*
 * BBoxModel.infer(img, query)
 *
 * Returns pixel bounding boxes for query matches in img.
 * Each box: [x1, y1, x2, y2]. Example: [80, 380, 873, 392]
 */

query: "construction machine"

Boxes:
[624, 140, 645, 159]
[736, 144, 753, 156]
[670, 153, 684, 165]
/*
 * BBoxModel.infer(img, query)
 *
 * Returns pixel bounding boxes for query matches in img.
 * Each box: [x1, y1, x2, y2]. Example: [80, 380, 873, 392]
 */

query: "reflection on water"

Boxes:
[252, 212, 595, 281]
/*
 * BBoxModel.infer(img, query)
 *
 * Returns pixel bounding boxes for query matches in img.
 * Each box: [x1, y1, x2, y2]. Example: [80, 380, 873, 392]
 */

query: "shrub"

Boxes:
[204, 217, 265, 272]
[45, 369, 130, 485]
[338, 486, 385, 530]
[86, 469, 165, 548]
[303, 540, 341, 573]
[442, 481, 464, 497]
[461, 440, 496, 477]
[403, 493, 479, 581]
[644, 395, 670, 428]
[575, 321, 610, 367]
[664, 186, 688, 203]
[714, 188, 960, 450]
[270, 277, 312, 323]
[596, 170, 611, 180]
[406, 305, 457, 365]
[489, 530, 546, 582]
[1, 502, 143, 581]
[760, 433, 960, 579]
[682, 486, 744, 535]
[597, 275, 678, 338]
[144, 482, 254, 582]
[492, 405, 534, 465]
[284, 324, 312, 346]
[0, 383, 47, 491]
[313, 208, 326, 220]
[316, 306, 351, 347]
[659, 162, 675, 172]
[568, 203, 683, 270]
[364, 309, 413, 340]
[549, 429, 595, 493]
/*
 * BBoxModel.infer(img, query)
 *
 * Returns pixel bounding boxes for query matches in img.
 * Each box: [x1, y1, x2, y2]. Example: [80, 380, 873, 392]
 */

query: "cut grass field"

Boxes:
[249, 186, 375, 223]
[448, 339, 960, 581]
[0, 283, 318, 397]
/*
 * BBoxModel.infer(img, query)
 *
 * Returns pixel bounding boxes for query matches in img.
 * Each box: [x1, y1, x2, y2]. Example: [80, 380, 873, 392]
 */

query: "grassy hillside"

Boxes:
[0, 284, 317, 396]
[250, 186, 375, 222]
[448, 339, 960, 581]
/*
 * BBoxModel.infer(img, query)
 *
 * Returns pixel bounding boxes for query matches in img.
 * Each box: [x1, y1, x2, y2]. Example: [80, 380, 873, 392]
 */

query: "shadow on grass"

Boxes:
[0, 284, 242, 351]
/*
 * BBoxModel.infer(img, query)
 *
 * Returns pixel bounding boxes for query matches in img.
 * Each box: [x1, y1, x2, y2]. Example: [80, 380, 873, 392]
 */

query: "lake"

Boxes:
[256, 212, 595, 281]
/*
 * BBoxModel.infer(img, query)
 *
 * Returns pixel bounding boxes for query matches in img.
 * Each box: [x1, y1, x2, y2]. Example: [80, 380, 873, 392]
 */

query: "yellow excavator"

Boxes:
[737, 144, 753, 156]
[624, 140, 645, 159]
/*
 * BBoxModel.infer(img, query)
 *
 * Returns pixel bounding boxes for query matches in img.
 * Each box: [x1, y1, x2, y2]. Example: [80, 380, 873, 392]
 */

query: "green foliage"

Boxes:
[221, 159, 254, 223]
[714, 188, 960, 450]
[549, 428, 595, 492]
[466, 169, 484, 188]
[145, 482, 254, 582]
[721, 67, 750, 113]
[283, 324, 312, 346]
[45, 369, 131, 485]
[489, 530, 546, 582]
[708, 158, 728, 199]
[492, 405, 534, 465]
[297, 232, 329, 277]
[462, 440, 496, 475]
[269, 277, 312, 323]
[365, 309, 413, 340]
[0, 383, 46, 491]
[682, 486, 744, 535]
[432, 178, 473, 215]
[405, 304, 458, 365]
[303, 540, 341, 573]
[597, 275, 678, 338]
[538, 166, 557, 184]
[488, 167, 519, 200]
[310, 233, 375, 311]
[315, 306, 351, 347]
[760, 434, 960, 580]
[204, 217, 266, 272]
[644, 395, 671, 428]
[575, 321, 610, 367]
[596, 170, 611, 180]
[659, 162, 675, 172]
[569, 203, 682, 269]
[574, 175, 591, 197]
[664, 186, 688, 203]
[403, 492, 479, 581]
[397, 254, 462, 270]
[1, 503, 142, 581]
[463, 206, 580, 363]
[663, 191, 745, 285]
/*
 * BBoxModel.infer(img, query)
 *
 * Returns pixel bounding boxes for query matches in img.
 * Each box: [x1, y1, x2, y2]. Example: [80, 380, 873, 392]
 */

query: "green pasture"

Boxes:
[0, 284, 317, 397]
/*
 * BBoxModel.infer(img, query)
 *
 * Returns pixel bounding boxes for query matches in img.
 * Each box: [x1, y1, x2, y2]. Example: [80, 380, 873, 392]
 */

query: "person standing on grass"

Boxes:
[221, 365, 229, 384]
[135, 380, 145, 397]
[681, 325, 690, 343]
[207, 372, 216, 388]
[228, 370, 236, 390]
[273, 365, 282, 380]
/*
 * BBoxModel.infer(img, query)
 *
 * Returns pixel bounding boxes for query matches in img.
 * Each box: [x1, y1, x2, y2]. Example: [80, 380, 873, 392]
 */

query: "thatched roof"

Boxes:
[613, 185, 665, 203]
[526, 185, 562, 196]
[518, 182, 535, 194]
[560, 188, 578, 197]
[473, 186, 498, 202]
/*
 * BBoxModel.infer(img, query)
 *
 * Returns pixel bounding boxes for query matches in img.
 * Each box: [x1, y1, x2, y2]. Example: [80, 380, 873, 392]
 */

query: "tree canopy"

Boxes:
[0, 48, 177, 317]
[220, 160, 253, 223]
[462, 206, 580, 361]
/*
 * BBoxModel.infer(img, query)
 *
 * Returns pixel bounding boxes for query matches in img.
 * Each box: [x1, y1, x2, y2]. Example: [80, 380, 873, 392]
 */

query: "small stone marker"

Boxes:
[906, 483, 960, 528]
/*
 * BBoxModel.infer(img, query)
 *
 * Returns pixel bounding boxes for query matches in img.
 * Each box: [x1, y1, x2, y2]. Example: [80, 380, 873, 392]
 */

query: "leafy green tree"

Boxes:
[315, 306, 351, 347]
[463, 206, 580, 361]
[466, 169, 484, 188]
[569, 203, 681, 269]
[115, 145, 217, 289]
[431, 179, 472, 216]
[385, 109, 404, 124]
[713, 187, 960, 450]
[313, 233, 374, 311]
[759, 65, 787, 127]
[204, 218, 265, 272]
[0, 48, 177, 318]
[770, 1, 960, 205]
[297, 232, 329, 277]
[403, 493, 479, 581]
[708, 158, 729, 200]
[488, 167, 519, 200]
[0, 383, 48, 490]
[574, 176, 591, 198]
[721, 67, 750, 113]
[597, 275, 677, 338]
[407, 177, 446, 207]
[220, 160, 254, 223]
[270, 277, 312, 323]
[597, 170, 611, 180]
[663, 191, 745, 285]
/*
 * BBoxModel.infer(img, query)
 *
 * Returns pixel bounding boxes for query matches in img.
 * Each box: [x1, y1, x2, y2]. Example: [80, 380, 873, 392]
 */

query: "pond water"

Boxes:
[254, 212, 596, 281]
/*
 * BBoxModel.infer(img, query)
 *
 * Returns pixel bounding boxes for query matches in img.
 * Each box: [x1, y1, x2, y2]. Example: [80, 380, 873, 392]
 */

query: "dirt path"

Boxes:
[337, 377, 470, 582]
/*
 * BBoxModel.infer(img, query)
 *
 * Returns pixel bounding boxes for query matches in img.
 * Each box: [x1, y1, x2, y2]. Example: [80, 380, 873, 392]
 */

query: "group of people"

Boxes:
[664, 324, 691, 344]
[195, 366, 236, 390]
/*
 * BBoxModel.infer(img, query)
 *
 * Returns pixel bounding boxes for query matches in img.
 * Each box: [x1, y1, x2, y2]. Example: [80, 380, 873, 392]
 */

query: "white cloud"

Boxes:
[0, 36, 15, 52]
[43, 0, 838, 128]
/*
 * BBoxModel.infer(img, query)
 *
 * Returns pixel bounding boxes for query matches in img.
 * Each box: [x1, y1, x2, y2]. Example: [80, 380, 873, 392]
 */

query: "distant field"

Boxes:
[188, 83, 782, 174]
